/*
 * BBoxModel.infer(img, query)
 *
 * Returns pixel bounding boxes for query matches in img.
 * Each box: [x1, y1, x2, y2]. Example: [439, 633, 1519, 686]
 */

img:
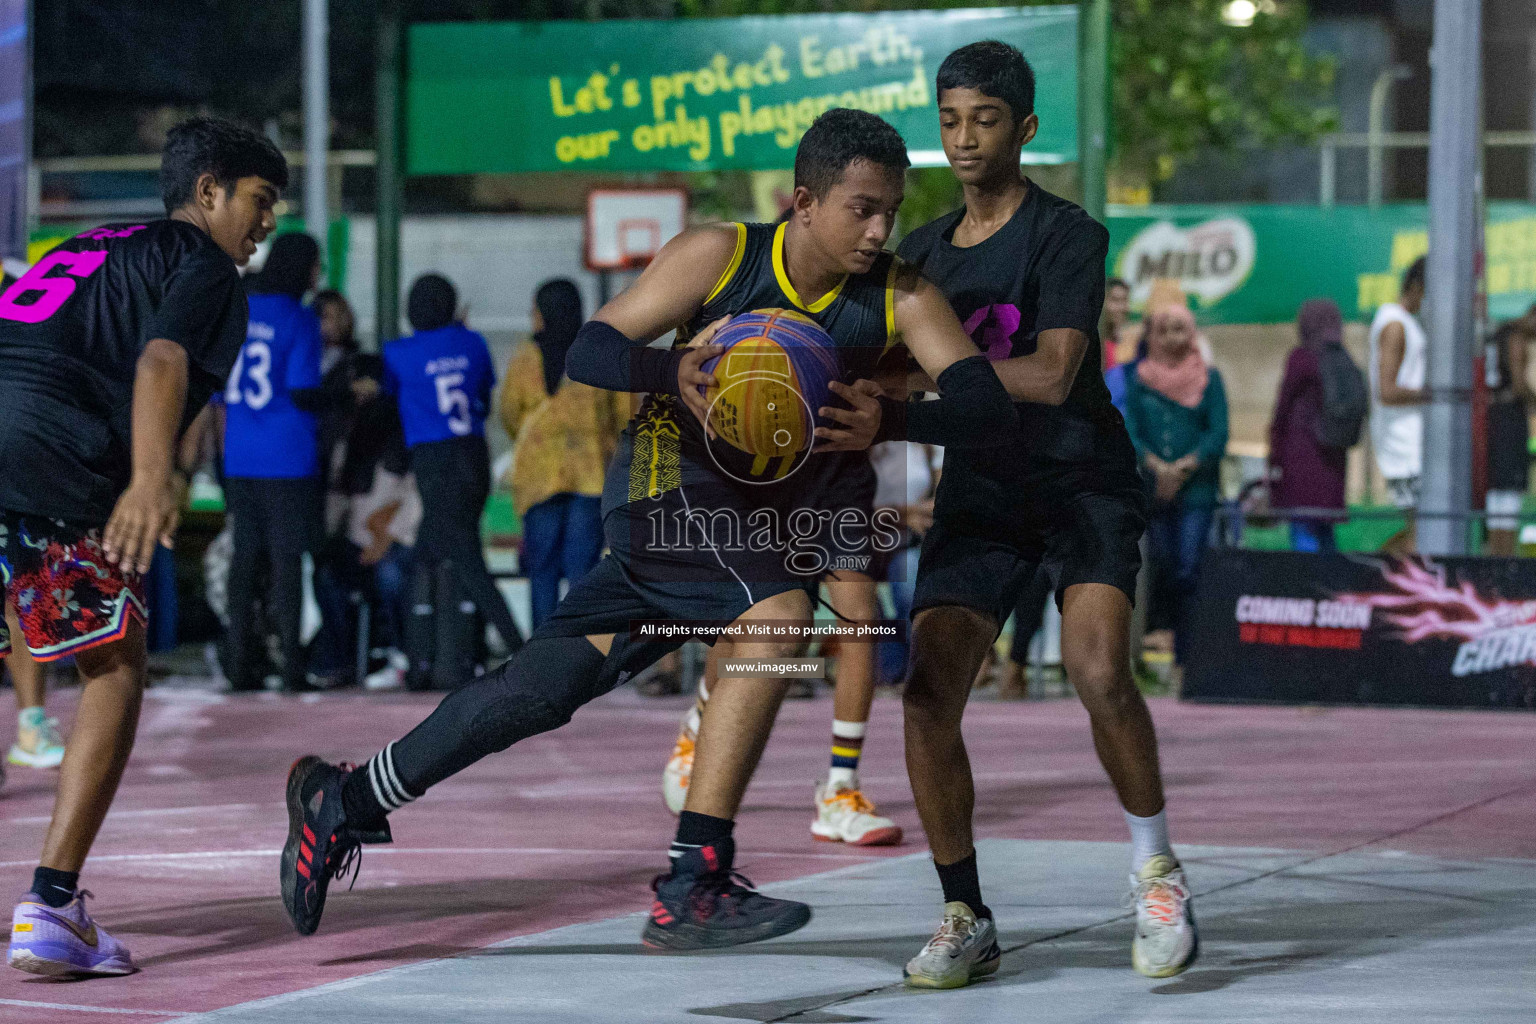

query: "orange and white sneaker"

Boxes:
[662, 729, 694, 815]
[1130, 854, 1198, 977]
[811, 782, 902, 846]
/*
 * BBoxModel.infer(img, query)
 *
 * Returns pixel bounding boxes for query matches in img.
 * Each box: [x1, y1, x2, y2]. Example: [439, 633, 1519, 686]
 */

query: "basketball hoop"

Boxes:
[586, 189, 687, 272]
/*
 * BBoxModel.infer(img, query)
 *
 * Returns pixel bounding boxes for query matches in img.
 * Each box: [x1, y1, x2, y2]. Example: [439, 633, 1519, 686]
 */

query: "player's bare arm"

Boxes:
[817, 263, 989, 452]
[1377, 321, 1425, 405]
[989, 326, 1089, 406]
[103, 338, 189, 575]
[871, 261, 1018, 448]
[570, 223, 741, 427]
[891, 261, 987, 382]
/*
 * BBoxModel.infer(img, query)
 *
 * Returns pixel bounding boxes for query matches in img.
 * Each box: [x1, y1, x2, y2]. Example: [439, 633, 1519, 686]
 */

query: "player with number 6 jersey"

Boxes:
[1, 117, 287, 978]
[382, 273, 525, 683]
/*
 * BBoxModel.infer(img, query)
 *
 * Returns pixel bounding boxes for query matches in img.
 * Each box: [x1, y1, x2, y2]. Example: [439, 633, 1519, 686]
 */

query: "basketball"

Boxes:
[697, 308, 839, 477]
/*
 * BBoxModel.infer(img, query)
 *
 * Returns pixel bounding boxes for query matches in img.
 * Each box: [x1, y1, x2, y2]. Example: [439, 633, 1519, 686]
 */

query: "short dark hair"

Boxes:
[1403, 256, 1427, 293]
[936, 40, 1036, 123]
[794, 108, 910, 199]
[408, 273, 458, 333]
[160, 116, 288, 214]
[1107, 276, 1129, 292]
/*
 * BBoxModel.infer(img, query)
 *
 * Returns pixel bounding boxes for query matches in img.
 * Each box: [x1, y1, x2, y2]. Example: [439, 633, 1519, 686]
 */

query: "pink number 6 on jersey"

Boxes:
[0, 250, 109, 324]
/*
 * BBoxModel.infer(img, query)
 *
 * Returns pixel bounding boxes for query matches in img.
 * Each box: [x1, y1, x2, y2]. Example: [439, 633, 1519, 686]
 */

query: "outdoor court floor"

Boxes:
[1, 681, 1533, 1022]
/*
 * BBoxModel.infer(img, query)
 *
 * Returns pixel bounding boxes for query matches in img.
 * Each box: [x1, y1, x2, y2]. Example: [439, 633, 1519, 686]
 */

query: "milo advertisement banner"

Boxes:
[1185, 549, 1536, 710]
[406, 8, 1078, 174]
[1108, 203, 1536, 325]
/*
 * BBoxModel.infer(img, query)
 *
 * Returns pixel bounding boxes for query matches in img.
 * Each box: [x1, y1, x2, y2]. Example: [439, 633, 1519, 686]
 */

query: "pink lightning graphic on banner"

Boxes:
[1349, 560, 1536, 643]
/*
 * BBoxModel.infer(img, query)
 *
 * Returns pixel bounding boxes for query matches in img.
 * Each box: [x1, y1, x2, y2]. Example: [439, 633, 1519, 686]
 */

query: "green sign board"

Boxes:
[1107, 202, 1536, 325]
[407, 8, 1078, 175]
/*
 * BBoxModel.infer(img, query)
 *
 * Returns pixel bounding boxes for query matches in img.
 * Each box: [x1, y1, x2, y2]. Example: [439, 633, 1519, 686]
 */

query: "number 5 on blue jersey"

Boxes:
[382, 322, 495, 447]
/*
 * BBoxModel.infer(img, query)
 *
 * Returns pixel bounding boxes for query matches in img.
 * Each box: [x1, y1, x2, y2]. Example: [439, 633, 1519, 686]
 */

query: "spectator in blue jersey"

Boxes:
[221, 232, 326, 692]
[384, 274, 524, 684]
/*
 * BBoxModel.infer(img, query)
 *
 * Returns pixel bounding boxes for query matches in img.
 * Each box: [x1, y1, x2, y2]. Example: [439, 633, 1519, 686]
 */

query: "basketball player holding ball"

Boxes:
[279, 108, 1018, 950]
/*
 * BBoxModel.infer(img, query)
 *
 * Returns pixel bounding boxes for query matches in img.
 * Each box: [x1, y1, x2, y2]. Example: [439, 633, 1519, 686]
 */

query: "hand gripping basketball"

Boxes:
[678, 316, 729, 438]
[814, 379, 883, 452]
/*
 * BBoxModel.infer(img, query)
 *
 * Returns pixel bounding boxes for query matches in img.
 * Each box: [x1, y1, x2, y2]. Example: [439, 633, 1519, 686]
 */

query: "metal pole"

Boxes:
[0, 0, 32, 266]
[1319, 138, 1336, 207]
[303, 0, 329, 258]
[1529, 31, 1536, 202]
[1367, 65, 1410, 209]
[1419, 0, 1482, 556]
[375, 1, 403, 350]
[1077, 0, 1111, 223]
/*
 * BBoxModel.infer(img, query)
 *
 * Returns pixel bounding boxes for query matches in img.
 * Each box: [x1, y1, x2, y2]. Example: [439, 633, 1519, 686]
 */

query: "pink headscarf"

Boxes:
[1136, 305, 1209, 409]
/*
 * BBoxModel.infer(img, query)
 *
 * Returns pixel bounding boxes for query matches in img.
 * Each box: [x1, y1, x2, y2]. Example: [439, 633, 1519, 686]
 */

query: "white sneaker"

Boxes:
[811, 782, 902, 846]
[903, 901, 1000, 989]
[662, 728, 693, 815]
[363, 665, 405, 691]
[9, 710, 65, 769]
[1130, 854, 1198, 978]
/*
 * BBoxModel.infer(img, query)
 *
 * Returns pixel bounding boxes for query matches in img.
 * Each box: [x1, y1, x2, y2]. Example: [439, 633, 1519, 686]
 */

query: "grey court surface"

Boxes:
[183, 839, 1536, 1023]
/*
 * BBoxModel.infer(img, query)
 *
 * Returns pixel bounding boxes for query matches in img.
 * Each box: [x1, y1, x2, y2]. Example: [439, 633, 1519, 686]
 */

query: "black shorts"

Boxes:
[1487, 399, 1531, 493]
[540, 483, 817, 649]
[912, 471, 1146, 629]
[800, 451, 882, 579]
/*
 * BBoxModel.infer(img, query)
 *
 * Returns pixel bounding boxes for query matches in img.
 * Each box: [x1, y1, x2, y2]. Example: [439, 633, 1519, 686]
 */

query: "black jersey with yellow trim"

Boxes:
[610, 221, 898, 508]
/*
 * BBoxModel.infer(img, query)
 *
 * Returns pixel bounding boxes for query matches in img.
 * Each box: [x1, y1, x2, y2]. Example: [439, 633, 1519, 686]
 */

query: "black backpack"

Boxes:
[1312, 341, 1368, 450]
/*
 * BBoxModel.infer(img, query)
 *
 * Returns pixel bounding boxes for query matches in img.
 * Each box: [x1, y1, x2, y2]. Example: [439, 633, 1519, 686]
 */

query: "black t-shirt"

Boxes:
[898, 183, 1137, 487]
[0, 220, 247, 523]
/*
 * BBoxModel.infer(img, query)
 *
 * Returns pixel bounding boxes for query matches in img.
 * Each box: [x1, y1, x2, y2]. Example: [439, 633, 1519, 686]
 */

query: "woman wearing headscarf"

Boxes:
[498, 279, 628, 627]
[1268, 299, 1350, 553]
[1122, 303, 1229, 668]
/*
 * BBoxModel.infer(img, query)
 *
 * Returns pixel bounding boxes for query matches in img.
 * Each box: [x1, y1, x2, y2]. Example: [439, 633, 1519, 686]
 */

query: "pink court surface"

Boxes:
[1, 684, 1534, 1023]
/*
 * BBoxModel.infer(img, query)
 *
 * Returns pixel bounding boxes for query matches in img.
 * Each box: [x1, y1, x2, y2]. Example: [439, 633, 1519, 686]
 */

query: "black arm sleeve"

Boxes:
[566, 319, 686, 395]
[903, 355, 1019, 448]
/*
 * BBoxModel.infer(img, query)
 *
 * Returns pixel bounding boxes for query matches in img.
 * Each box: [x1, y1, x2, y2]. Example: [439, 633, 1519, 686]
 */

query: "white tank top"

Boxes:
[1368, 302, 1427, 480]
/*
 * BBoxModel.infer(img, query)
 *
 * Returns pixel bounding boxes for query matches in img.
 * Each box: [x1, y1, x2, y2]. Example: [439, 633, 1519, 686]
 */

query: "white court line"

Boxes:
[4, 803, 277, 825]
[0, 846, 888, 869]
[0, 998, 188, 1017]
[512, 767, 1075, 800]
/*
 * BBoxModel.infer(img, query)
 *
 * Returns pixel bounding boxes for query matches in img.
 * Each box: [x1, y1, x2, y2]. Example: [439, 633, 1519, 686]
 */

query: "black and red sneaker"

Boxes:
[280, 756, 391, 936]
[640, 843, 812, 950]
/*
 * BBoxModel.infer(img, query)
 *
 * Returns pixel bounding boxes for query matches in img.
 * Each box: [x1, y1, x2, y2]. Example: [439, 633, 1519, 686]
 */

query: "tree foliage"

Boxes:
[1112, 0, 1336, 181]
[668, 0, 1337, 183]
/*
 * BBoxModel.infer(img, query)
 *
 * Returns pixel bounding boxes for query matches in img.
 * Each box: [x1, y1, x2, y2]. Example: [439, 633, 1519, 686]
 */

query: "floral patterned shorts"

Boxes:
[0, 513, 147, 662]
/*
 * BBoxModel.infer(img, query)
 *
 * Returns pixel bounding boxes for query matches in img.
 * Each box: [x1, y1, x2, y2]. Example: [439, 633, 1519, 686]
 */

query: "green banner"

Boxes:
[406, 8, 1078, 175]
[1107, 202, 1536, 325]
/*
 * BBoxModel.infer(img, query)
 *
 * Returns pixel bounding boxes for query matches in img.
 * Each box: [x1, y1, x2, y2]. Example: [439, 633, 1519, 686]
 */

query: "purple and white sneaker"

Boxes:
[9, 891, 134, 976]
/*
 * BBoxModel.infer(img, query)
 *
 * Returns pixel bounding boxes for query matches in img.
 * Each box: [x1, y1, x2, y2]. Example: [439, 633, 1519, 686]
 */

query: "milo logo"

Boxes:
[1118, 217, 1256, 309]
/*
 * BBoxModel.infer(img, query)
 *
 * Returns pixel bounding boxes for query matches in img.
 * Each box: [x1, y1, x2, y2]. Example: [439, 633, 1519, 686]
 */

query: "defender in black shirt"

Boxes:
[894, 43, 1199, 988]
[3, 118, 286, 978]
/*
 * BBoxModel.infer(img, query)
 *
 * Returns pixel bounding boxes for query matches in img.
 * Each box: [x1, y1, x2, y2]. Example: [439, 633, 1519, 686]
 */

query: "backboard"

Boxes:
[585, 189, 687, 271]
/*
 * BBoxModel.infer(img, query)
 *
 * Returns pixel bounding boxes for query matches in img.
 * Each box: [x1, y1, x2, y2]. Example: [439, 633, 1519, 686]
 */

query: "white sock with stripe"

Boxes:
[365, 742, 418, 813]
